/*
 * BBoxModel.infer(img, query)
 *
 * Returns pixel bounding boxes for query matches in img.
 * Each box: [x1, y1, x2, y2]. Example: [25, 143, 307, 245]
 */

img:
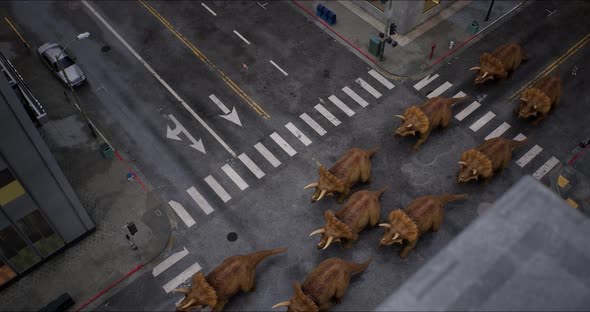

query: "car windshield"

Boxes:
[53, 56, 75, 72]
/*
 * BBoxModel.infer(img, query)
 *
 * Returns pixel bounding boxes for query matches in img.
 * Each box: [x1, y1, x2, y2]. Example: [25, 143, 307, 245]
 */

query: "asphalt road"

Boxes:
[2, 0, 589, 311]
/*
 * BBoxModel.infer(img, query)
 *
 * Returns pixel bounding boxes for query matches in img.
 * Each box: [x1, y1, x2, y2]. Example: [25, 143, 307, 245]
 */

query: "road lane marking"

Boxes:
[208, 94, 242, 126]
[455, 101, 481, 121]
[153, 247, 189, 277]
[200, 3, 217, 16]
[221, 164, 249, 190]
[342, 86, 369, 107]
[254, 142, 281, 167]
[516, 145, 543, 167]
[167, 200, 196, 228]
[136, 0, 269, 119]
[82, 0, 237, 157]
[300, 113, 326, 136]
[163, 262, 202, 293]
[453, 91, 467, 98]
[469, 111, 495, 132]
[270, 132, 297, 156]
[533, 156, 560, 180]
[314, 104, 341, 126]
[427, 81, 453, 98]
[233, 30, 251, 45]
[355, 78, 382, 98]
[513, 133, 527, 141]
[285, 122, 312, 146]
[204, 175, 232, 202]
[269, 60, 288, 76]
[485, 122, 511, 140]
[4, 17, 30, 48]
[238, 153, 265, 179]
[328, 95, 355, 117]
[368, 69, 394, 89]
[413, 74, 439, 90]
[187, 186, 214, 215]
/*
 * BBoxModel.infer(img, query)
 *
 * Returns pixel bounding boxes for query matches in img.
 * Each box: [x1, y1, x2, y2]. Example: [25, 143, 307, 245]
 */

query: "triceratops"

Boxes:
[309, 188, 386, 250]
[517, 70, 562, 125]
[469, 43, 527, 85]
[174, 247, 287, 311]
[304, 147, 378, 204]
[379, 194, 467, 258]
[457, 137, 528, 183]
[272, 257, 372, 311]
[394, 96, 469, 151]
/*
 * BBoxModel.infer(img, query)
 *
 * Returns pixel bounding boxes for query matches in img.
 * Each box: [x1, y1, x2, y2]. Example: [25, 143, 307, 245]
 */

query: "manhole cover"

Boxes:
[101, 45, 111, 52]
[227, 232, 238, 242]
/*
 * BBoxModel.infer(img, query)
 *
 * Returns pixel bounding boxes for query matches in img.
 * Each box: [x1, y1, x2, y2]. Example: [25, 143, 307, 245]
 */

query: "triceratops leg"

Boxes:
[334, 280, 350, 305]
[400, 240, 418, 258]
[532, 114, 546, 126]
[337, 190, 350, 204]
[213, 299, 228, 312]
[412, 133, 429, 151]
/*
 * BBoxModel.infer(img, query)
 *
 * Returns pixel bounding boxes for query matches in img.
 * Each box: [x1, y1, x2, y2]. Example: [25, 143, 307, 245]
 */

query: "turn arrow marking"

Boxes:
[166, 114, 206, 154]
[209, 94, 243, 127]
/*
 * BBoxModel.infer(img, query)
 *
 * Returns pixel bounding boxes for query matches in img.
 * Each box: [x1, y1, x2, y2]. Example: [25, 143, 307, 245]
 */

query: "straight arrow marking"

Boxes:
[209, 94, 230, 114]
[209, 94, 242, 127]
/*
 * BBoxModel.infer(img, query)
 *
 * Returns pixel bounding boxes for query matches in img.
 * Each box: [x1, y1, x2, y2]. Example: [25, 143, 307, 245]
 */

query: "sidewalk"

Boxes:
[0, 51, 174, 311]
[549, 141, 590, 216]
[293, 0, 529, 79]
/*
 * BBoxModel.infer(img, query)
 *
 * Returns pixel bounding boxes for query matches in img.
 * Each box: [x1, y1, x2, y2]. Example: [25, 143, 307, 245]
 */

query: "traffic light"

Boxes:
[389, 23, 397, 36]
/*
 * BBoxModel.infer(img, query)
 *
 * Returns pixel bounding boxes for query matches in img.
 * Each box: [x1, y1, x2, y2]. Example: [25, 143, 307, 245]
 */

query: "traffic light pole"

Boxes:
[379, 0, 394, 61]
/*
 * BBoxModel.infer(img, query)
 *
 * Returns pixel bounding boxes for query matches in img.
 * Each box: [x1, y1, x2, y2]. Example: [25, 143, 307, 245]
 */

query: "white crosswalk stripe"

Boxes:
[187, 187, 214, 215]
[314, 104, 341, 126]
[427, 81, 453, 98]
[368, 69, 395, 89]
[285, 122, 312, 146]
[153, 247, 189, 277]
[328, 95, 355, 117]
[485, 122, 511, 140]
[238, 153, 265, 179]
[469, 111, 496, 132]
[300, 113, 326, 136]
[533, 157, 560, 180]
[204, 175, 232, 202]
[342, 86, 369, 107]
[516, 145, 543, 167]
[355, 78, 382, 98]
[162, 262, 202, 293]
[270, 132, 297, 156]
[254, 142, 281, 167]
[221, 164, 249, 190]
[167, 200, 196, 228]
[455, 101, 481, 121]
[514, 133, 527, 141]
[453, 91, 467, 98]
[413, 74, 439, 90]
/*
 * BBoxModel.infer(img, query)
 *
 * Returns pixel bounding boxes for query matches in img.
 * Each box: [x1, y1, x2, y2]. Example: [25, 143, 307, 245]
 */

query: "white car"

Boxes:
[37, 42, 86, 87]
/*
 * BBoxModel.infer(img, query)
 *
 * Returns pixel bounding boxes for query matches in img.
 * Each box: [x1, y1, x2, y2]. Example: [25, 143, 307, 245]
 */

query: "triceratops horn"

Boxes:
[458, 161, 468, 166]
[180, 298, 197, 309]
[272, 301, 291, 309]
[322, 236, 335, 250]
[316, 189, 327, 201]
[309, 228, 326, 236]
[394, 114, 406, 121]
[303, 182, 319, 190]
[482, 71, 489, 78]
[172, 288, 190, 294]
[472, 169, 478, 175]
[519, 97, 528, 102]
[378, 223, 392, 229]
[469, 66, 481, 71]
[392, 232, 400, 240]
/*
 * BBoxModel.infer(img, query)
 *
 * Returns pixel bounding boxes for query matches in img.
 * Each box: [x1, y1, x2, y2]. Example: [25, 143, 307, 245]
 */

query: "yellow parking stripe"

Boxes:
[565, 198, 579, 209]
[0, 180, 25, 205]
[557, 175, 570, 188]
[138, 1, 270, 119]
[4, 17, 30, 49]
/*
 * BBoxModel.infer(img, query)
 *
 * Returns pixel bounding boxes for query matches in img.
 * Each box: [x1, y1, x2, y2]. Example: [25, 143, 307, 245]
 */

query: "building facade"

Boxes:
[0, 53, 94, 288]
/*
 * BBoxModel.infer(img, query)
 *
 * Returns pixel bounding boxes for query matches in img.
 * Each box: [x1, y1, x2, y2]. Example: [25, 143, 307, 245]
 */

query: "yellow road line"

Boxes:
[509, 33, 590, 101]
[138, 0, 270, 119]
[4, 17, 30, 49]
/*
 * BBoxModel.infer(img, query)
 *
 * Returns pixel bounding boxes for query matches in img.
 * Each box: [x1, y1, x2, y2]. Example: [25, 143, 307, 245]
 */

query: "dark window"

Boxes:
[0, 169, 14, 188]
[0, 224, 40, 272]
[53, 56, 75, 72]
[16, 210, 63, 257]
[0, 257, 16, 286]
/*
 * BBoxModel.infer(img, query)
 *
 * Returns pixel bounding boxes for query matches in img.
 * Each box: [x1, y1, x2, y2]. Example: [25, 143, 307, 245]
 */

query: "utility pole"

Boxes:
[485, 0, 496, 22]
[379, 0, 397, 61]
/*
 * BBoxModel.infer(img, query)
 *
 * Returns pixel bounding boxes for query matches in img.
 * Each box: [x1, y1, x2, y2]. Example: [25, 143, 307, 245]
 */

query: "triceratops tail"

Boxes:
[367, 147, 379, 157]
[435, 193, 469, 204]
[376, 187, 388, 198]
[448, 96, 470, 107]
[247, 248, 288, 267]
[511, 137, 529, 150]
[347, 257, 372, 275]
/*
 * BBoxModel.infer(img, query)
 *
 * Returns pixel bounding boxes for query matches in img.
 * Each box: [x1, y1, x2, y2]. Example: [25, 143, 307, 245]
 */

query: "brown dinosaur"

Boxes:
[309, 188, 386, 250]
[272, 257, 372, 311]
[469, 43, 527, 85]
[304, 147, 378, 204]
[517, 70, 562, 125]
[457, 137, 528, 183]
[174, 247, 287, 311]
[394, 96, 469, 151]
[379, 194, 468, 258]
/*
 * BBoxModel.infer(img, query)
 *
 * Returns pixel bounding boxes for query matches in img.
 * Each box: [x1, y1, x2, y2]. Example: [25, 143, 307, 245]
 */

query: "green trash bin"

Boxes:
[368, 35, 383, 57]
[100, 143, 114, 159]
[468, 20, 479, 35]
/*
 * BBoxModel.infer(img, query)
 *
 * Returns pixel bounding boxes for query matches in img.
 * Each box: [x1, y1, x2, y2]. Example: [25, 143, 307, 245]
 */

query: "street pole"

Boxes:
[485, 0, 495, 22]
[380, 0, 393, 61]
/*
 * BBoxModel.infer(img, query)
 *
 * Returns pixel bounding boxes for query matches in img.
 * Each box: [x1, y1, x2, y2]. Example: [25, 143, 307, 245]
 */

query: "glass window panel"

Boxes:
[0, 225, 40, 272]
[16, 210, 63, 257]
[0, 257, 16, 286]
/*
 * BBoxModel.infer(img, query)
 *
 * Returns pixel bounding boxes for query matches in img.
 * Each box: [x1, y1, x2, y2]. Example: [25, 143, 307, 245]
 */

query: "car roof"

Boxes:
[38, 42, 68, 60]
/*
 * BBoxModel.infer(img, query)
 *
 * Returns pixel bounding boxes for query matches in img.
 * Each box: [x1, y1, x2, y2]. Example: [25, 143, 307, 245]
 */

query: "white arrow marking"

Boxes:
[167, 114, 206, 154]
[209, 94, 242, 126]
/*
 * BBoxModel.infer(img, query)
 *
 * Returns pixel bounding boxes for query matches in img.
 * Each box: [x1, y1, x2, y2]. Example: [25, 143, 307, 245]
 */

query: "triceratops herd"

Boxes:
[174, 43, 565, 311]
